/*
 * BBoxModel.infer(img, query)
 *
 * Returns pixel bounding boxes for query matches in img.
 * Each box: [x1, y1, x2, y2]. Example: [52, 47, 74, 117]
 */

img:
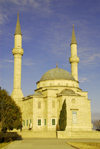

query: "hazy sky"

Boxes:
[0, 0, 100, 116]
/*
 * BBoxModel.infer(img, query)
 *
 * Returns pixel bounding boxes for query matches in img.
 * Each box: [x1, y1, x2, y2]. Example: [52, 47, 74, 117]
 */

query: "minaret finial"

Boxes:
[15, 12, 22, 35]
[71, 24, 77, 45]
[56, 63, 58, 68]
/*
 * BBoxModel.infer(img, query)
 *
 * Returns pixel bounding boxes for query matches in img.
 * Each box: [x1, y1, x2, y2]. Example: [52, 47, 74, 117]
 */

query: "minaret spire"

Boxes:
[69, 25, 79, 81]
[15, 12, 22, 35]
[71, 24, 77, 45]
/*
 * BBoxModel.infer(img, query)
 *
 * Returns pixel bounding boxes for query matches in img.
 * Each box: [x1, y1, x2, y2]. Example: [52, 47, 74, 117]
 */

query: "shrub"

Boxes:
[59, 99, 67, 131]
[0, 88, 22, 132]
[93, 120, 100, 130]
[0, 132, 22, 143]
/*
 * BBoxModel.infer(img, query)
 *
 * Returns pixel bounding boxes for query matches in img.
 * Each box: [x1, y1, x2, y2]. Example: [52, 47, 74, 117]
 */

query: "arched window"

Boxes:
[38, 119, 41, 125]
[52, 119, 55, 125]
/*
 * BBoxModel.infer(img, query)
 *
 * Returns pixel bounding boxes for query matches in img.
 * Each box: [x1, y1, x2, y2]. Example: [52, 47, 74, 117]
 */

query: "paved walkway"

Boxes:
[4, 138, 75, 149]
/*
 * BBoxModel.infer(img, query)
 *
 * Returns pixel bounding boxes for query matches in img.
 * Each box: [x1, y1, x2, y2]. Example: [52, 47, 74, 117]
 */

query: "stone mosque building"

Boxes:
[11, 14, 92, 133]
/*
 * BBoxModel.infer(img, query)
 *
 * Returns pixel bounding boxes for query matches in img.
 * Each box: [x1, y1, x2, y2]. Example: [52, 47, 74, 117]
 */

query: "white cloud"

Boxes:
[23, 58, 35, 66]
[0, 59, 13, 69]
[0, 0, 51, 26]
[22, 30, 32, 41]
[84, 53, 100, 64]
[4, 0, 51, 13]
[8, 0, 27, 5]
[0, 58, 35, 68]
[8, 0, 36, 6]
[4, 59, 13, 63]
[79, 77, 88, 83]
[0, 30, 2, 35]
[0, 13, 8, 24]
[80, 52, 100, 65]
[0, 64, 2, 68]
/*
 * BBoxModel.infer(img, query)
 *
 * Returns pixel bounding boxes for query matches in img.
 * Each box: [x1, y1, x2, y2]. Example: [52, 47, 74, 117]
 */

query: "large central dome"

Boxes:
[40, 67, 75, 81]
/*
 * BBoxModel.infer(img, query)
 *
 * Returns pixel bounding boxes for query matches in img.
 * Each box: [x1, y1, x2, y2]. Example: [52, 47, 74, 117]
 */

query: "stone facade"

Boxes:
[11, 14, 92, 133]
[21, 76, 92, 131]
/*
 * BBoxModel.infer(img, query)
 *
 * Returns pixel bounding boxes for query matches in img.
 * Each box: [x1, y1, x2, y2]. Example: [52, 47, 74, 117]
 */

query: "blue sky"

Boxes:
[0, 0, 100, 118]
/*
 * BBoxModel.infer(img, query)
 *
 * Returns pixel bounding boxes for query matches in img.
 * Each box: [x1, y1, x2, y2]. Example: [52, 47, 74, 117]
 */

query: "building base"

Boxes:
[57, 130, 100, 139]
[12, 129, 100, 139]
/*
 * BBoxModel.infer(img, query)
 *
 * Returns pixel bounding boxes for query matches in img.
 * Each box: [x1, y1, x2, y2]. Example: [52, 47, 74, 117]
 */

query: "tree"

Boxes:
[59, 99, 67, 131]
[93, 120, 100, 131]
[0, 88, 22, 132]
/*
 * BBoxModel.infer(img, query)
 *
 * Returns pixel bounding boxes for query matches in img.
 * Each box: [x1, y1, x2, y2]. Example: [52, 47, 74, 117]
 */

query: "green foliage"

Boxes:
[0, 132, 22, 143]
[59, 99, 67, 131]
[93, 120, 100, 131]
[0, 88, 22, 132]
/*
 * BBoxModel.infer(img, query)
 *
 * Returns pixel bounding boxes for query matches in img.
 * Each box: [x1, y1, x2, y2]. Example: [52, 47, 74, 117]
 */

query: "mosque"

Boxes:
[11, 14, 92, 132]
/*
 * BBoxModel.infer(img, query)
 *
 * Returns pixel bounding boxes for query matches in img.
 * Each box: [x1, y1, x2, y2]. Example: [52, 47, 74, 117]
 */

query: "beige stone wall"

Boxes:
[61, 96, 92, 131]
[70, 44, 79, 81]
[58, 130, 100, 139]
[11, 33, 24, 101]
[11, 18, 92, 135]
[21, 79, 92, 132]
[37, 80, 79, 89]
[14, 35, 22, 48]
[33, 97, 47, 131]
[46, 97, 57, 131]
[22, 98, 33, 129]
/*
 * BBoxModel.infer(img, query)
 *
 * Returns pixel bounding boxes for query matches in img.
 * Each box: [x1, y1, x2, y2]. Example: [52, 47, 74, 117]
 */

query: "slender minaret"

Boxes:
[11, 13, 24, 101]
[69, 25, 79, 81]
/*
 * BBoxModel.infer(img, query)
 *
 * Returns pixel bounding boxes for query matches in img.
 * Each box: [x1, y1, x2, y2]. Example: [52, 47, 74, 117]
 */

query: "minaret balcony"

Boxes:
[69, 56, 79, 63]
[12, 48, 24, 55]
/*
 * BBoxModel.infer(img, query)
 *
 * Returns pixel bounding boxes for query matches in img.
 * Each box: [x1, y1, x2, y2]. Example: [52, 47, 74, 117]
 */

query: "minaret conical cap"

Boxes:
[15, 13, 22, 35]
[71, 24, 77, 45]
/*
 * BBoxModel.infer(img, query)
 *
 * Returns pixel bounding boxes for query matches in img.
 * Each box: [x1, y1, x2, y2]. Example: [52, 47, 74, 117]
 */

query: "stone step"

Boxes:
[18, 131, 57, 138]
[71, 131, 100, 138]
[58, 131, 100, 139]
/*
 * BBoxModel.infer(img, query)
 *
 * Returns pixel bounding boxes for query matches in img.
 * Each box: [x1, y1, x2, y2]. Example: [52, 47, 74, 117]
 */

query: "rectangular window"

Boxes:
[26, 120, 28, 126]
[38, 119, 41, 126]
[44, 119, 46, 125]
[52, 119, 55, 125]
[72, 111, 77, 124]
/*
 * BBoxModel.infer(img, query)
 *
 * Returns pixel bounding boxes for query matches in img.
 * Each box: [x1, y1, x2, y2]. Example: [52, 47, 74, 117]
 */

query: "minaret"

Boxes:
[11, 13, 24, 101]
[69, 25, 79, 81]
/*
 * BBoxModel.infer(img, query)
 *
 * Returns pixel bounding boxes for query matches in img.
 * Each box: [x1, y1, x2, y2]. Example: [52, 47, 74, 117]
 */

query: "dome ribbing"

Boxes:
[40, 67, 75, 81]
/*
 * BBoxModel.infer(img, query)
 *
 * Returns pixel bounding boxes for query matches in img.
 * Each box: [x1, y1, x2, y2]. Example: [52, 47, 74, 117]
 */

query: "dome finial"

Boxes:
[15, 12, 22, 35]
[56, 63, 58, 68]
[71, 24, 77, 45]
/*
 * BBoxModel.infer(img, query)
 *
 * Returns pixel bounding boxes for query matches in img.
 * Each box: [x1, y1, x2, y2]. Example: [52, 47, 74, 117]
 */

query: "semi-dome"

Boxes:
[60, 89, 80, 96]
[40, 67, 75, 81]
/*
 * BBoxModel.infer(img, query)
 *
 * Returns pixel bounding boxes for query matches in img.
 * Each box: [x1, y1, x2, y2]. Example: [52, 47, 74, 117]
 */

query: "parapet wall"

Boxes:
[58, 130, 100, 139]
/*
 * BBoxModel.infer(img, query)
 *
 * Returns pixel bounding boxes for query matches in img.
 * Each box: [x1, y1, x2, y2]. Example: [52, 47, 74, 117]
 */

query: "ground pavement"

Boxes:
[3, 138, 75, 149]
